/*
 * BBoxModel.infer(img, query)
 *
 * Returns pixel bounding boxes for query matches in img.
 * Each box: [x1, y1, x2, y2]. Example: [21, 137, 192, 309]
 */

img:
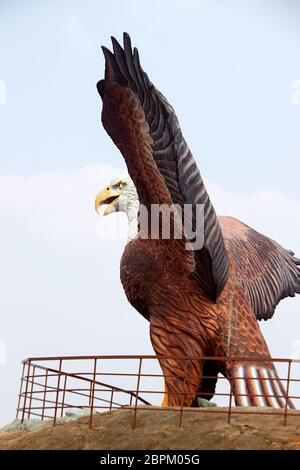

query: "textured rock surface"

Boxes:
[0, 409, 95, 433]
[0, 407, 300, 450]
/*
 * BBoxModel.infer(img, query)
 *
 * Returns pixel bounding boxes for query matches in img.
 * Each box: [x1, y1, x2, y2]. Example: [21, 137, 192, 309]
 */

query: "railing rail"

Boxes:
[16, 355, 300, 429]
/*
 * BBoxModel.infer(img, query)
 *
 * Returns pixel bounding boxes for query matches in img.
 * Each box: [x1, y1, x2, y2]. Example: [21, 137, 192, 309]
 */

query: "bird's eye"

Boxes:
[119, 182, 125, 190]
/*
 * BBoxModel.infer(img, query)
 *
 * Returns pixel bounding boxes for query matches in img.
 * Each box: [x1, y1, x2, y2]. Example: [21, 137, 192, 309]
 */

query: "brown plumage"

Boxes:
[96, 34, 300, 407]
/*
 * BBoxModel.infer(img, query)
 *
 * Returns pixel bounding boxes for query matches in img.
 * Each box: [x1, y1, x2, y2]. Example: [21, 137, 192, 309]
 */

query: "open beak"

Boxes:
[95, 186, 120, 216]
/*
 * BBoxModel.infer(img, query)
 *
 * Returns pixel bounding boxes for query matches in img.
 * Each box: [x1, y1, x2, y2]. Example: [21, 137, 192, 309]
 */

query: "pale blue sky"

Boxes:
[0, 0, 300, 426]
[1, 0, 300, 194]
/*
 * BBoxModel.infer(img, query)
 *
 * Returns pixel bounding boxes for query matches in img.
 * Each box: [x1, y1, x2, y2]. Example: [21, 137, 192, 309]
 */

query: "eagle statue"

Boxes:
[95, 34, 300, 408]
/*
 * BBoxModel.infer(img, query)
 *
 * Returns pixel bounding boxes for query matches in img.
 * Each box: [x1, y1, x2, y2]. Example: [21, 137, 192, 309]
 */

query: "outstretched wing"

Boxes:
[97, 33, 229, 300]
[220, 216, 300, 320]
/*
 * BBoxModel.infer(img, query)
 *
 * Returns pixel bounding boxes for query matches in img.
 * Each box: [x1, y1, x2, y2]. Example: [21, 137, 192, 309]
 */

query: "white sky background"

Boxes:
[0, 0, 300, 426]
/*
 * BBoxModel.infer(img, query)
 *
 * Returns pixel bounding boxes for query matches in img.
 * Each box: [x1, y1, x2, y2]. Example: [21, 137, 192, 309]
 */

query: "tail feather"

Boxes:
[245, 366, 266, 407]
[268, 369, 295, 409]
[232, 363, 294, 409]
[257, 367, 280, 408]
[233, 366, 250, 406]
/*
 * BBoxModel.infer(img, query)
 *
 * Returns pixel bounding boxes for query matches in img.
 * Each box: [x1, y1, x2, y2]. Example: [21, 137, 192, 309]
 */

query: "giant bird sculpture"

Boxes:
[95, 34, 300, 408]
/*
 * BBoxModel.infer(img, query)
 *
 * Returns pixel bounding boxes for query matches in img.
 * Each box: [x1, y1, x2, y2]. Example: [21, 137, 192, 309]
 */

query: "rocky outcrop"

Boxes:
[0, 407, 300, 450]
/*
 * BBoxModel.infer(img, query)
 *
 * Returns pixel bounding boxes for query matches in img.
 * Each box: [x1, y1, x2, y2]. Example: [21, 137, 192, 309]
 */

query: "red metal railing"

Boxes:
[16, 355, 300, 429]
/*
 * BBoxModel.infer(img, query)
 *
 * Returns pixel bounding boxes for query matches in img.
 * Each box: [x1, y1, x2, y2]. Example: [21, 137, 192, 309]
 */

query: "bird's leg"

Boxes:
[151, 336, 204, 407]
[159, 357, 203, 407]
[161, 383, 169, 407]
[149, 306, 207, 407]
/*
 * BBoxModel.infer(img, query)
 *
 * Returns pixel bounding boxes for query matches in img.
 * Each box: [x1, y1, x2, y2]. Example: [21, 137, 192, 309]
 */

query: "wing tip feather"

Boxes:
[100, 33, 144, 92]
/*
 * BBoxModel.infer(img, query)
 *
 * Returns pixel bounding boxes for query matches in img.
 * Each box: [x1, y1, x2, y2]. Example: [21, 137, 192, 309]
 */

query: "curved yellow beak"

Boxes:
[95, 186, 121, 216]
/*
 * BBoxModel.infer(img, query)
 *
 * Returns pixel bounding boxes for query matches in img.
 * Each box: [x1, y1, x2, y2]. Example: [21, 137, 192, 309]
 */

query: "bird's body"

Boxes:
[95, 34, 300, 408]
[120, 214, 290, 407]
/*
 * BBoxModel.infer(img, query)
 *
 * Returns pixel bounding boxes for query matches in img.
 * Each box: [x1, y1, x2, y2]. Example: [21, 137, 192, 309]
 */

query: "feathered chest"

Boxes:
[120, 238, 194, 314]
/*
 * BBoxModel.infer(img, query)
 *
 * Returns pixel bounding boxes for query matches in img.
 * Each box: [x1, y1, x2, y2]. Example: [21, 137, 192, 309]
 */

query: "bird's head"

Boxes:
[95, 174, 138, 217]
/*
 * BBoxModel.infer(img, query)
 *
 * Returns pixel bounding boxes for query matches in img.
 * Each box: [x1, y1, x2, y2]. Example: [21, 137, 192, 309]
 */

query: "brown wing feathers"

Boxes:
[97, 33, 230, 300]
[221, 218, 300, 320]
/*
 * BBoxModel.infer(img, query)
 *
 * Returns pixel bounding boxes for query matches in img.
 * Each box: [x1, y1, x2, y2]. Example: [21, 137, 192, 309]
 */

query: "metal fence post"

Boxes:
[284, 360, 292, 426]
[27, 365, 36, 419]
[21, 360, 31, 424]
[53, 359, 62, 425]
[89, 358, 97, 429]
[228, 359, 234, 424]
[41, 368, 49, 421]
[61, 374, 67, 418]
[16, 362, 25, 420]
[179, 359, 188, 428]
[109, 388, 114, 413]
[133, 358, 143, 429]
